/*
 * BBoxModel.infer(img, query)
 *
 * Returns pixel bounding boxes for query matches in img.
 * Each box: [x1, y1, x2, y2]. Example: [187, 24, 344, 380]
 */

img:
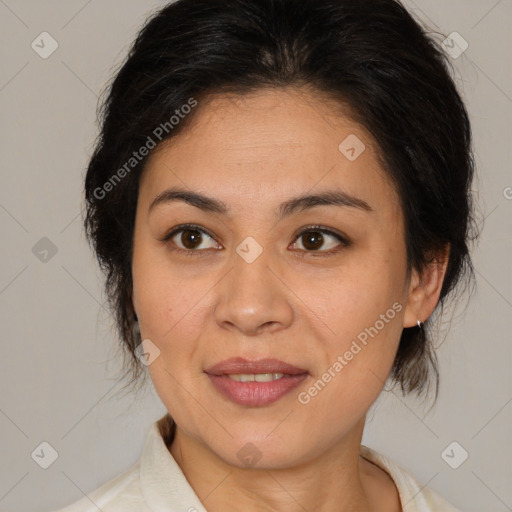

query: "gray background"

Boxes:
[0, 1, 511, 511]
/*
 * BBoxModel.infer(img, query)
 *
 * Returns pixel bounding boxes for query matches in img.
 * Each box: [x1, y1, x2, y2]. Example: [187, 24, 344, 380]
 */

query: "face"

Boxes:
[132, 87, 414, 469]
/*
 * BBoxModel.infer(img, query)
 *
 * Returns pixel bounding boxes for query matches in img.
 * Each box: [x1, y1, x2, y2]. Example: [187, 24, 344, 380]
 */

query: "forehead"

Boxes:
[140, 87, 400, 217]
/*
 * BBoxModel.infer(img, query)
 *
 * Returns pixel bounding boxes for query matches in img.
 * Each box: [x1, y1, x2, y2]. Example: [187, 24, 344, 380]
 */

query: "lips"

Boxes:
[205, 357, 309, 376]
[204, 357, 309, 407]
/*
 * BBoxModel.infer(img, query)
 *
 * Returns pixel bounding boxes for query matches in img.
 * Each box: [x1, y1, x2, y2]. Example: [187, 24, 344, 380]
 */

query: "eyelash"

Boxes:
[160, 223, 350, 258]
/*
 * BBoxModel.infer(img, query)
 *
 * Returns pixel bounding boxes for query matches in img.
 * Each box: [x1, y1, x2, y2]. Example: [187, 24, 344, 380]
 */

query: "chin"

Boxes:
[208, 431, 310, 470]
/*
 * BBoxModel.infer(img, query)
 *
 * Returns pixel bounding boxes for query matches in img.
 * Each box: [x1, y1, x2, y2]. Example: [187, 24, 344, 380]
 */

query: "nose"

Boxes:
[213, 246, 294, 336]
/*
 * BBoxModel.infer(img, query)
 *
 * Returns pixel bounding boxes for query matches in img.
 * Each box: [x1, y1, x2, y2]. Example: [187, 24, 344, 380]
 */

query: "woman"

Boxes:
[54, 0, 477, 510]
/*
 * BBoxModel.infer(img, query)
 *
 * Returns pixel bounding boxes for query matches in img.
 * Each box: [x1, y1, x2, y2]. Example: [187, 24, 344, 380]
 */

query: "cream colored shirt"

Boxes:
[52, 416, 461, 511]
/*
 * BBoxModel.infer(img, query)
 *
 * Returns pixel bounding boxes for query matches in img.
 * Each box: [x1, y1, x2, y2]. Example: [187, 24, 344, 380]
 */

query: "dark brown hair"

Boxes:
[84, 0, 479, 403]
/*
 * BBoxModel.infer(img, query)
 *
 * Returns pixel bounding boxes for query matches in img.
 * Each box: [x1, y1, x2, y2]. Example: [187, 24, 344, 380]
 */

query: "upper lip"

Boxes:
[205, 357, 309, 376]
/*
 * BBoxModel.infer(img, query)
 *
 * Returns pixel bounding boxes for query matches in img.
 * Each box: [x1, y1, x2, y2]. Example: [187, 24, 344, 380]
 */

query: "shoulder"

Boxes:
[50, 464, 147, 512]
[49, 415, 198, 512]
[360, 445, 462, 512]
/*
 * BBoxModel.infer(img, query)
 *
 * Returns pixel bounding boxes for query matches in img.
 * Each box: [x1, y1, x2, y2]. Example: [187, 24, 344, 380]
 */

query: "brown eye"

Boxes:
[292, 227, 348, 255]
[179, 229, 203, 249]
[163, 224, 220, 254]
[300, 231, 325, 251]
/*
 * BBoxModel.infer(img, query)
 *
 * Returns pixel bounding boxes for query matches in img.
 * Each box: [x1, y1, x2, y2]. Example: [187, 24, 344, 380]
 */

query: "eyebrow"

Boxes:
[148, 186, 373, 218]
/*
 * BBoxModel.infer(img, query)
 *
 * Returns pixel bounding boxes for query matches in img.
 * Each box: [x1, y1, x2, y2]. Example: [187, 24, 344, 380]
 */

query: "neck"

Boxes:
[166, 416, 377, 512]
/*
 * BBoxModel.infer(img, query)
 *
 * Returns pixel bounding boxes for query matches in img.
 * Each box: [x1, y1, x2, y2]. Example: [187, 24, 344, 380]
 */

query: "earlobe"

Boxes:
[402, 244, 450, 328]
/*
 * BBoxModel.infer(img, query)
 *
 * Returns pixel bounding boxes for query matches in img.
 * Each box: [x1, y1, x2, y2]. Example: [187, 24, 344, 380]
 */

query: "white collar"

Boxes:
[138, 415, 457, 511]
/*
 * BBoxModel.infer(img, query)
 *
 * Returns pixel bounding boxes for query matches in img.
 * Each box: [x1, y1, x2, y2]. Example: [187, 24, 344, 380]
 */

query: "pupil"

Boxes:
[303, 231, 323, 250]
[182, 229, 202, 249]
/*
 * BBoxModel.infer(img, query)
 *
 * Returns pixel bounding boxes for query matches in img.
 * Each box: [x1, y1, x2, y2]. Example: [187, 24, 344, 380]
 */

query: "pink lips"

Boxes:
[205, 357, 309, 407]
[205, 357, 309, 376]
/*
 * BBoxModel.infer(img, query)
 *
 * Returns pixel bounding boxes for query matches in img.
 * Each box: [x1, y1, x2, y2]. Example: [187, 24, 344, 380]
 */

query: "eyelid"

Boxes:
[290, 224, 350, 256]
[291, 224, 349, 244]
[160, 223, 216, 243]
[161, 223, 350, 255]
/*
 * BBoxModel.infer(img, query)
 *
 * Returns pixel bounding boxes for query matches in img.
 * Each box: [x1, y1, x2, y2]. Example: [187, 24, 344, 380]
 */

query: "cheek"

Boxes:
[134, 272, 195, 343]
[131, 243, 213, 361]
[295, 254, 405, 398]
[132, 238, 174, 340]
[300, 290, 403, 421]
[299, 252, 404, 334]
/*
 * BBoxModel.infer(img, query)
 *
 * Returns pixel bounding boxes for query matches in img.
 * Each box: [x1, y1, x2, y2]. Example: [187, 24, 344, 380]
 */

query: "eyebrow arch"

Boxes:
[148, 187, 373, 218]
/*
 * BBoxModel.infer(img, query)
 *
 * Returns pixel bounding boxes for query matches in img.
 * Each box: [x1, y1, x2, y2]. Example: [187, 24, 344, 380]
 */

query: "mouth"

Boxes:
[204, 357, 309, 407]
[205, 357, 309, 376]
[225, 373, 288, 382]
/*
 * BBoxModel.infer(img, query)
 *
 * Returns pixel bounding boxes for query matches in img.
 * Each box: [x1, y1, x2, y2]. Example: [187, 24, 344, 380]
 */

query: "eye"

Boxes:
[161, 223, 349, 257]
[291, 226, 349, 256]
[162, 224, 221, 255]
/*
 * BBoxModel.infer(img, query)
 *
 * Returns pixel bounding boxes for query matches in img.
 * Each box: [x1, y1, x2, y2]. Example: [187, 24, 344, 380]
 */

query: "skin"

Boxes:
[131, 86, 449, 512]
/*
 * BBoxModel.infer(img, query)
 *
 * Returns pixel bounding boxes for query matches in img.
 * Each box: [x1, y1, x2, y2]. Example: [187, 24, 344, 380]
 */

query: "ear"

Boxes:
[402, 244, 450, 328]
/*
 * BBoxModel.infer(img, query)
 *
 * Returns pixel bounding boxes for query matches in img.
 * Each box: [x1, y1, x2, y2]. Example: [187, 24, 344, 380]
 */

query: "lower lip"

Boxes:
[206, 374, 308, 407]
